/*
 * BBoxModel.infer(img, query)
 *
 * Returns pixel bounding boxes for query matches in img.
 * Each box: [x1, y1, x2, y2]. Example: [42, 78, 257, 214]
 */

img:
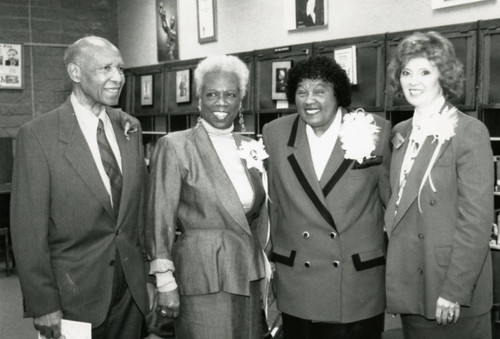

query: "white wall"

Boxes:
[118, 0, 500, 68]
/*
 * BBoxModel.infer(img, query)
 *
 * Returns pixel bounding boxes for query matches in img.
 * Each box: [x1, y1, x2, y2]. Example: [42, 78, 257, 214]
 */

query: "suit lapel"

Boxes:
[194, 124, 252, 236]
[107, 108, 136, 226]
[286, 116, 338, 231]
[59, 100, 115, 219]
[391, 129, 452, 230]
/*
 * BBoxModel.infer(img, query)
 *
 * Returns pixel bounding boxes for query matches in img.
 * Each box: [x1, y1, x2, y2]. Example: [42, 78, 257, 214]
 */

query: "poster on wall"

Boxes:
[156, 0, 178, 61]
[176, 69, 190, 103]
[334, 46, 358, 85]
[271, 61, 292, 100]
[0, 43, 23, 89]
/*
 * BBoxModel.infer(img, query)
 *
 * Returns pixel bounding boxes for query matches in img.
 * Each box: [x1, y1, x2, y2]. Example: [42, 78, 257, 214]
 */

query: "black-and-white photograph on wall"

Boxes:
[157, 0, 178, 61]
[285, 0, 327, 30]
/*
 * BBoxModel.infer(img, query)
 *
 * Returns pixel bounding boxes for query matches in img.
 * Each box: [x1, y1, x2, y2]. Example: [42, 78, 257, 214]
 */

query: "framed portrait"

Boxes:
[285, 0, 328, 31]
[271, 61, 292, 100]
[197, 0, 217, 43]
[176, 69, 190, 103]
[141, 75, 153, 106]
[156, 0, 178, 61]
[334, 46, 358, 85]
[0, 43, 23, 89]
[431, 0, 488, 8]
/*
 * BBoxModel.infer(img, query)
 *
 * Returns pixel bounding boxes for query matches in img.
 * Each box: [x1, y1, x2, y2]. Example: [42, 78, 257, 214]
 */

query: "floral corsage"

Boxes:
[120, 115, 139, 140]
[238, 139, 269, 173]
[338, 108, 380, 164]
[417, 105, 458, 212]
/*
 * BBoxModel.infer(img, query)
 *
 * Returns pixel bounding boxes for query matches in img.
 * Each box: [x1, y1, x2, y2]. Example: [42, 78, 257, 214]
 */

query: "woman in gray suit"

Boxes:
[146, 55, 270, 339]
[385, 31, 494, 338]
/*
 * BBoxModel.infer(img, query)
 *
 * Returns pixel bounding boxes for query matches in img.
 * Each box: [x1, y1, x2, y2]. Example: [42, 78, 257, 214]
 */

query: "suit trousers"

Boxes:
[92, 250, 144, 339]
[401, 312, 491, 339]
[282, 312, 384, 339]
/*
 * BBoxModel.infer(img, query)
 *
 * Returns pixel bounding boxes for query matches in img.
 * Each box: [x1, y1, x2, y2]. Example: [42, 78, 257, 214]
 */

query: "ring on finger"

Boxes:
[160, 309, 168, 316]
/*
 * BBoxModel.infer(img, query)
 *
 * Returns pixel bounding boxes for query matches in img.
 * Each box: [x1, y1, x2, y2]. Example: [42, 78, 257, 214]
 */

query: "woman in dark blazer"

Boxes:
[146, 55, 270, 339]
[385, 31, 494, 338]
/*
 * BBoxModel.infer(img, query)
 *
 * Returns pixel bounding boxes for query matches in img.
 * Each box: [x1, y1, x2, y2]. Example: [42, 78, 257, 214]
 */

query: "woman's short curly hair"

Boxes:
[286, 56, 351, 107]
[194, 55, 249, 100]
[387, 31, 464, 99]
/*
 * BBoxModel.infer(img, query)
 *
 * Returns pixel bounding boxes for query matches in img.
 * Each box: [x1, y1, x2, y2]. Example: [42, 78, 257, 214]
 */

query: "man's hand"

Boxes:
[436, 296, 460, 326]
[157, 288, 180, 318]
[33, 310, 65, 339]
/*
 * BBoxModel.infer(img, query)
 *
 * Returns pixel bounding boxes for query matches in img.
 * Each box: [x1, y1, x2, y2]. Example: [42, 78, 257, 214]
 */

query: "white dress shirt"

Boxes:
[71, 93, 122, 206]
[306, 107, 342, 180]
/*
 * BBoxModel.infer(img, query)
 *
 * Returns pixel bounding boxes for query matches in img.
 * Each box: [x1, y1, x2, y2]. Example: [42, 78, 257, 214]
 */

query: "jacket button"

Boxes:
[302, 231, 310, 239]
[430, 199, 437, 206]
[109, 260, 115, 266]
[418, 233, 425, 239]
[330, 232, 337, 239]
[417, 267, 423, 274]
[333, 261, 340, 268]
[305, 261, 311, 268]
[116, 229, 120, 235]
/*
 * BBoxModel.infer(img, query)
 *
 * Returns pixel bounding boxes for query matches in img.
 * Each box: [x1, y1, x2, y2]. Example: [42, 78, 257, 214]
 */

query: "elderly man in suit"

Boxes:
[11, 36, 150, 339]
[263, 56, 391, 339]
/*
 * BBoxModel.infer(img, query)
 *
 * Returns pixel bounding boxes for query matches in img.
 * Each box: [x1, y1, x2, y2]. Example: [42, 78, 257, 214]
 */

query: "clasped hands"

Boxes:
[436, 296, 460, 326]
[34, 310, 66, 339]
[157, 288, 180, 319]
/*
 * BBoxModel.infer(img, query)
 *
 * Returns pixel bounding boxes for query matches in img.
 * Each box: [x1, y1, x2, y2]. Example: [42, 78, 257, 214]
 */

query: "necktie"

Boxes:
[97, 119, 122, 217]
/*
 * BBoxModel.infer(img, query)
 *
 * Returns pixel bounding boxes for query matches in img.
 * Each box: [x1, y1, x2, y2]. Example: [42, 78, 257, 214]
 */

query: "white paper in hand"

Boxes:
[37, 319, 91, 339]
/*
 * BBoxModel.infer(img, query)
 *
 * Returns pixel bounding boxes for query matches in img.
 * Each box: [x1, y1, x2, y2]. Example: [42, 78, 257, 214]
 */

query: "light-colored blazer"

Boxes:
[146, 123, 268, 297]
[262, 109, 391, 323]
[10, 99, 149, 326]
[385, 103, 493, 319]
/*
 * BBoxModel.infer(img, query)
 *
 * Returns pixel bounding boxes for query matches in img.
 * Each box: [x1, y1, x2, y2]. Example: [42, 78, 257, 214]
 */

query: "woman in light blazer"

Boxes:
[385, 31, 494, 338]
[146, 55, 270, 339]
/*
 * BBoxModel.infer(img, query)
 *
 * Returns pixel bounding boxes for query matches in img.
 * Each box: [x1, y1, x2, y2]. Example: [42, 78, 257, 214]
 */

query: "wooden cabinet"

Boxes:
[314, 33, 386, 112]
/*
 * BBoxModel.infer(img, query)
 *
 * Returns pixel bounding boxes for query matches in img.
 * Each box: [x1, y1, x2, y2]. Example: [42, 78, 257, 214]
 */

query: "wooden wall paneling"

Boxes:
[314, 33, 386, 112]
[132, 65, 165, 117]
[118, 72, 134, 113]
[254, 43, 312, 134]
[385, 22, 478, 113]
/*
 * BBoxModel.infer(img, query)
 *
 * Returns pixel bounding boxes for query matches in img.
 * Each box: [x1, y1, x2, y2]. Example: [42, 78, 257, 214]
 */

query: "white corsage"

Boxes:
[417, 105, 458, 212]
[238, 139, 269, 173]
[339, 109, 380, 163]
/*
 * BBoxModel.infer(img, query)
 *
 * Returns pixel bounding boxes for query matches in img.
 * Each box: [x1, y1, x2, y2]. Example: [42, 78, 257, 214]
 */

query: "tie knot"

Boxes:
[97, 118, 104, 130]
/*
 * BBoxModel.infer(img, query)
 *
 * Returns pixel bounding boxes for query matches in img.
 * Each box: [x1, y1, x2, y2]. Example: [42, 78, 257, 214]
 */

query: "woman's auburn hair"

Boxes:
[387, 31, 464, 99]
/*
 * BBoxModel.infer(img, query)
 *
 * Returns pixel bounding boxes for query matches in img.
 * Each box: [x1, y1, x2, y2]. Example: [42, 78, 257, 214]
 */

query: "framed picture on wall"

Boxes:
[141, 75, 153, 106]
[271, 60, 292, 100]
[285, 0, 328, 31]
[176, 69, 190, 103]
[0, 43, 23, 89]
[156, 0, 178, 61]
[334, 46, 358, 85]
[431, 0, 488, 9]
[196, 0, 217, 43]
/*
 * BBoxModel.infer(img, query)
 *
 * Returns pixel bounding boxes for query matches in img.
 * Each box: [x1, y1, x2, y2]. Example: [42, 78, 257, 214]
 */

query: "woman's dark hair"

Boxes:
[285, 56, 351, 107]
[387, 31, 464, 99]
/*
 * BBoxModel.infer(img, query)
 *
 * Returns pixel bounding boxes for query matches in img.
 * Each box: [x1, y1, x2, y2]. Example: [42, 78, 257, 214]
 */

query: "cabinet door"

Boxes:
[132, 67, 164, 116]
[314, 34, 386, 112]
[254, 43, 312, 134]
[386, 24, 477, 112]
[480, 20, 500, 105]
